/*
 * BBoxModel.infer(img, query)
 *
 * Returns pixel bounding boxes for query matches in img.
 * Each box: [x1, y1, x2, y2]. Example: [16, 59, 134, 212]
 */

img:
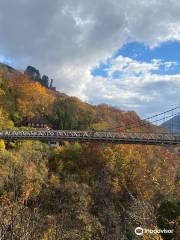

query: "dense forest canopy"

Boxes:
[0, 64, 179, 240]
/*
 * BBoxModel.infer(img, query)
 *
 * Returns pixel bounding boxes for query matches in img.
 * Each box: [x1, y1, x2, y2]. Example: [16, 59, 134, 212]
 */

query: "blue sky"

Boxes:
[92, 41, 180, 77]
[0, 53, 15, 67]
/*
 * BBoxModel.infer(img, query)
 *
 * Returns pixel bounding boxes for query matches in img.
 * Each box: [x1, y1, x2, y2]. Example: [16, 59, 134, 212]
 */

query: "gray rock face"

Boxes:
[41, 75, 49, 88]
[24, 65, 56, 91]
[49, 79, 56, 90]
[24, 66, 41, 82]
[50, 79, 53, 88]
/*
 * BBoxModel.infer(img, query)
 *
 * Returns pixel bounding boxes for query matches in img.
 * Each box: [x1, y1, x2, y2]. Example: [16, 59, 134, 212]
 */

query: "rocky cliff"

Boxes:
[24, 65, 56, 91]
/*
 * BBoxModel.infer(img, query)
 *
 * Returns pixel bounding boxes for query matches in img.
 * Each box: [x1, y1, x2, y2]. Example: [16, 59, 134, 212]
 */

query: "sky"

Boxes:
[0, 0, 180, 117]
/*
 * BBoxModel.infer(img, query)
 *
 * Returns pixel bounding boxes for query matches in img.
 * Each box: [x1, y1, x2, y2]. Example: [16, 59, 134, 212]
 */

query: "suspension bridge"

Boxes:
[0, 130, 179, 145]
[0, 105, 180, 146]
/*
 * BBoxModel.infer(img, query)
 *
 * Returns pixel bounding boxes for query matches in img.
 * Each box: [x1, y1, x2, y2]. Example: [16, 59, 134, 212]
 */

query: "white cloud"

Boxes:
[85, 55, 180, 116]
[108, 56, 162, 77]
[87, 56, 179, 106]
[0, 0, 180, 115]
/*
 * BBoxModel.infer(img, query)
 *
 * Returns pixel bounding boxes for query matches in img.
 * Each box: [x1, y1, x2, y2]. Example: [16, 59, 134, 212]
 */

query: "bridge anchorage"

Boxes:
[0, 130, 180, 146]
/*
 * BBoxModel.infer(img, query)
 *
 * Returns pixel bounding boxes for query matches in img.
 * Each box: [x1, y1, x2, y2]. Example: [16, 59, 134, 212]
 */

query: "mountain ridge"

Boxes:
[161, 115, 180, 133]
[0, 62, 147, 131]
[0, 62, 167, 134]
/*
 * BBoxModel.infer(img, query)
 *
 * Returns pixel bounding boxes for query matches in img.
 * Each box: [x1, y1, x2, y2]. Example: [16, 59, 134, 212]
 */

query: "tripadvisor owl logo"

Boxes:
[134, 227, 173, 236]
[135, 227, 143, 235]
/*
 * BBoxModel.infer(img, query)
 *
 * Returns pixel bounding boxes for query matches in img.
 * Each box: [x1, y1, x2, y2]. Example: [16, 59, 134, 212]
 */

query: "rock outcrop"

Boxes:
[24, 66, 56, 91]
[41, 75, 49, 88]
[25, 66, 41, 82]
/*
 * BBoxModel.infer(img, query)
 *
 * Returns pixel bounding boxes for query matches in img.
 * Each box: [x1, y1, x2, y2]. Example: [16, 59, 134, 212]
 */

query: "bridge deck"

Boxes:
[0, 130, 179, 145]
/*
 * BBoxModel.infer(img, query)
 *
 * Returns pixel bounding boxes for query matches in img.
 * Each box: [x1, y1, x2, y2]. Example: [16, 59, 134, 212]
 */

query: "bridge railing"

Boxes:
[0, 130, 179, 145]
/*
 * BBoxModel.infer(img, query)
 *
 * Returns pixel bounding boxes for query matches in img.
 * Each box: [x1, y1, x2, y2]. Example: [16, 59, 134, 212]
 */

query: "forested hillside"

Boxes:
[0, 64, 179, 240]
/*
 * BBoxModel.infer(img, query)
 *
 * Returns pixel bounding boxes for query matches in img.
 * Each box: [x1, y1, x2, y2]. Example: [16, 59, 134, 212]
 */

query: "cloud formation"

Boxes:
[87, 56, 180, 116]
[0, 0, 180, 116]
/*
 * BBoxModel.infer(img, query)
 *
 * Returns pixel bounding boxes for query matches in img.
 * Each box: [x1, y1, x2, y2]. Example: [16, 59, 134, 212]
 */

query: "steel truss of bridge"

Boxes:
[0, 130, 180, 145]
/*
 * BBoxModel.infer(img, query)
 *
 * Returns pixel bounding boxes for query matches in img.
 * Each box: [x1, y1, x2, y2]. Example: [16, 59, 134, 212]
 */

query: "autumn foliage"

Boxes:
[0, 64, 179, 239]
